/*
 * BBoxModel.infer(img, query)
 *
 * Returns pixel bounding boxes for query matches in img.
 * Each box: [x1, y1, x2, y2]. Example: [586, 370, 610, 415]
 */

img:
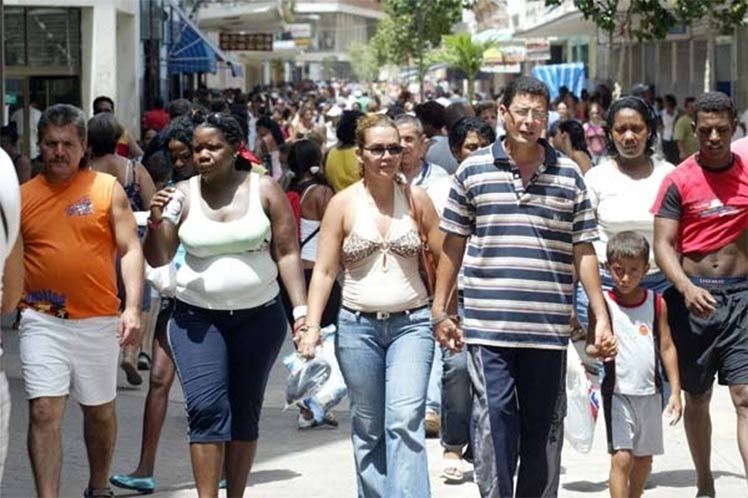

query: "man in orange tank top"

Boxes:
[19, 104, 144, 498]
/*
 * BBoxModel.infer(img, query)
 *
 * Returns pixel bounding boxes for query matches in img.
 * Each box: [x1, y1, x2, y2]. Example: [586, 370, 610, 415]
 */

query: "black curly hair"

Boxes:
[694, 91, 736, 123]
[605, 96, 658, 157]
[336, 110, 365, 147]
[191, 110, 255, 171]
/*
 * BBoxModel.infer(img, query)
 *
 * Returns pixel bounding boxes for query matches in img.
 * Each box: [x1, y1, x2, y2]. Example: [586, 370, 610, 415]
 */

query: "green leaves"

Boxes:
[546, 0, 748, 40]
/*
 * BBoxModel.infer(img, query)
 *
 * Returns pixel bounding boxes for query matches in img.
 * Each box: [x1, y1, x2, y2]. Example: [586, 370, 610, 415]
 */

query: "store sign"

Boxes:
[481, 64, 521, 74]
[483, 45, 526, 65]
[219, 32, 273, 51]
[525, 39, 551, 61]
[285, 23, 312, 39]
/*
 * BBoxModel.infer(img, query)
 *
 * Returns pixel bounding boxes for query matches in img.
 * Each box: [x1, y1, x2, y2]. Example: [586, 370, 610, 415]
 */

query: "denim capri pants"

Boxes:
[168, 297, 286, 443]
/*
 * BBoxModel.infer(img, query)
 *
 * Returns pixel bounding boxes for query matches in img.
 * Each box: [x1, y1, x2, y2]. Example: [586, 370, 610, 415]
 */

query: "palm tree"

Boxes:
[439, 32, 496, 103]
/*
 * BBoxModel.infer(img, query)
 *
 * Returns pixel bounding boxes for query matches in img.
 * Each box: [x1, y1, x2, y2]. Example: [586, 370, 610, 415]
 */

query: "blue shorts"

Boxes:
[168, 298, 287, 443]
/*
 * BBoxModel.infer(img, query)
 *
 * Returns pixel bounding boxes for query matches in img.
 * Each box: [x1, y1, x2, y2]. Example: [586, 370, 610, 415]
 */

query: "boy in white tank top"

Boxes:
[586, 231, 682, 498]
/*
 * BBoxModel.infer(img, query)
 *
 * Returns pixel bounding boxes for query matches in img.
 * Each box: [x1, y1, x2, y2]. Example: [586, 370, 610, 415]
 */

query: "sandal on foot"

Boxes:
[441, 455, 464, 483]
[109, 474, 155, 494]
[83, 487, 114, 498]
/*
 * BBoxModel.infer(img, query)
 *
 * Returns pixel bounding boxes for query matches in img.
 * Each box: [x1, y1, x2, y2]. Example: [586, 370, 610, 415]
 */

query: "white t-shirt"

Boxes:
[584, 156, 675, 272]
[661, 109, 677, 141]
[0, 149, 22, 357]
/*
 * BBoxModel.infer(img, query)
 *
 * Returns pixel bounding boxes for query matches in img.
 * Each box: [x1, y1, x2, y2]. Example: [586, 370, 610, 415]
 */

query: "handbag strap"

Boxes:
[404, 185, 428, 244]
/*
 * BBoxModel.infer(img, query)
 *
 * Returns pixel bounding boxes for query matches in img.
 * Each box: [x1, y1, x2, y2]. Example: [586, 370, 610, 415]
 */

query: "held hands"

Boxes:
[294, 319, 321, 359]
[594, 318, 617, 362]
[149, 187, 176, 222]
[683, 283, 717, 318]
[665, 392, 683, 426]
[118, 307, 142, 347]
[433, 315, 464, 353]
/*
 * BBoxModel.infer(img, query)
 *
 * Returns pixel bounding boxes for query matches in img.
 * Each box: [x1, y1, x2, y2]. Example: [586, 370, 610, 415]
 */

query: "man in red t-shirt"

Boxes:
[652, 92, 748, 496]
[142, 97, 170, 131]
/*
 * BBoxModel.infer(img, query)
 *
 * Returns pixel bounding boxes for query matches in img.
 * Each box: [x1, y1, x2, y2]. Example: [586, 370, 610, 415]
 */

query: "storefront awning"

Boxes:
[513, 10, 596, 40]
[531, 62, 586, 101]
[167, 0, 244, 77]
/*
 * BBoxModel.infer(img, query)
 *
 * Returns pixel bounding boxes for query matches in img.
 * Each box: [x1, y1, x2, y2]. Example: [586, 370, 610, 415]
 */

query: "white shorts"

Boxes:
[607, 392, 664, 457]
[19, 309, 119, 405]
[0, 371, 10, 483]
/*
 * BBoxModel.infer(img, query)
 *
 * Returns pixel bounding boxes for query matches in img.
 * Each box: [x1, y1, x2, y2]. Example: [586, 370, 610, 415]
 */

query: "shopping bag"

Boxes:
[282, 349, 331, 409]
[564, 343, 599, 453]
[303, 325, 348, 423]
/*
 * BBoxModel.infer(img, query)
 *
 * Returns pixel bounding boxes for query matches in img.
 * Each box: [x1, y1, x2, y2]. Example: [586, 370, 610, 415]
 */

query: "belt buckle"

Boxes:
[376, 311, 390, 320]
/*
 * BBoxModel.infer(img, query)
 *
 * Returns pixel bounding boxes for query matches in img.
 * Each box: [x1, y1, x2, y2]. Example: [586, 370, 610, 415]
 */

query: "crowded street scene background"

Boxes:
[1, 1, 748, 498]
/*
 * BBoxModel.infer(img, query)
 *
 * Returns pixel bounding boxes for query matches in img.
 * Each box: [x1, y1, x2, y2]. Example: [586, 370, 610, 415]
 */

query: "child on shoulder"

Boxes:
[586, 231, 682, 498]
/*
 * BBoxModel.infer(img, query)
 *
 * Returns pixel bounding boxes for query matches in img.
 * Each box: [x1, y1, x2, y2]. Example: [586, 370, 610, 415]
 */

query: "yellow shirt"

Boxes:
[325, 146, 360, 192]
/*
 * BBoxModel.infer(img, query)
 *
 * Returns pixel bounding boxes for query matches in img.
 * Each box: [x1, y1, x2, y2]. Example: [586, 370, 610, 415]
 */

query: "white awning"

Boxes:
[513, 10, 596, 40]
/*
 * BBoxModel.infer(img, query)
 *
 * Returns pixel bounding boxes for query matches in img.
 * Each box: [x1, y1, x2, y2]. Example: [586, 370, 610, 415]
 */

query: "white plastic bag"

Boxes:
[145, 262, 177, 297]
[564, 343, 599, 453]
[282, 325, 347, 422]
[303, 325, 347, 423]
[282, 351, 331, 409]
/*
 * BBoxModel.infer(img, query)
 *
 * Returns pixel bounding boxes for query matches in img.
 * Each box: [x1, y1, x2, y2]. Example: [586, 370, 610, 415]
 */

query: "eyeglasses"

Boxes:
[191, 110, 226, 127]
[509, 107, 549, 122]
[363, 145, 403, 157]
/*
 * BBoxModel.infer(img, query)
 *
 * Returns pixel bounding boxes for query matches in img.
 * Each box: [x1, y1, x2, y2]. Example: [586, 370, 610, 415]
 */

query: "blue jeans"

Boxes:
[336, 306, 434, 498]
[426, 345, 442, 415]
[441, 345, 471, 452]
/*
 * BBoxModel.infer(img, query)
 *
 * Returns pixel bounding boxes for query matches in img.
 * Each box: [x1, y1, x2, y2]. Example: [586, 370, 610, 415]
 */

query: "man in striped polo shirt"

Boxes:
[431, 76, 615, 498]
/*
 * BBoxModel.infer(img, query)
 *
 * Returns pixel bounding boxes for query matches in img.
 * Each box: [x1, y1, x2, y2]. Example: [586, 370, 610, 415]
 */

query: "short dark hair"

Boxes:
[694, 91, 736, 123]
[167, 98, 192, 118]
[38, 104, 87, 145]
[142, 150, 172, 186]
[93, 96, 114, 114]
[664, 94, 677, 108]
[257, 115, 286, 146]
[445, 102, 473, 131]
[558, 119, 589, 155]
[87, 113, 124, 157]
[606, 231, 649, 265]
[501, 76, 550, 109]
[164, 114, 194, 150]
[605, 96, 658, 156]
[336, 110, 365, 146]
[0, 123, 19, 143]
[449, 117, 496, 154]
[473, 100, 497, 117]
[414, 101, 447, 130]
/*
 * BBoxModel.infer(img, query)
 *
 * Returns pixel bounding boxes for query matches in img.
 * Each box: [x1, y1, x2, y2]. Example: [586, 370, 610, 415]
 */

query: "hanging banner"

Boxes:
[525, 39, 551, 61]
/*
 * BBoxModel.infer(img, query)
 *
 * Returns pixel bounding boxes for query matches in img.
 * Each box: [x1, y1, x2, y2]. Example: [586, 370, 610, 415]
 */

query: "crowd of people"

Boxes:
[0, 74, 746, 498]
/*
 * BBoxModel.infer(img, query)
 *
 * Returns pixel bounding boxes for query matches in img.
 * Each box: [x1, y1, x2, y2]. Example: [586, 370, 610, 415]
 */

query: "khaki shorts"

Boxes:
[19, 308, 119, 406]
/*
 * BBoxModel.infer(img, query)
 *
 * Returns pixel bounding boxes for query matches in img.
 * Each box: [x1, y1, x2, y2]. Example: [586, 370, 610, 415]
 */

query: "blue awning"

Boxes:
[167, 0, 244, 77]
[531, 62, 586, 101]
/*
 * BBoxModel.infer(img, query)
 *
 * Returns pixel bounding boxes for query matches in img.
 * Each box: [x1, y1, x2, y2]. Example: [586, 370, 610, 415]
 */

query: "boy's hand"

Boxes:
[597, 334, 618, 360]
[665, 393, 682, 426]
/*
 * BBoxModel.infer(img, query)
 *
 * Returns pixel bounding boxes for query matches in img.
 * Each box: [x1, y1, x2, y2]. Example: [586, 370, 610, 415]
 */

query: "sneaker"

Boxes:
[137, 352, 152, 371]
[298, 412, 339, 429]
[425, 410, 440, 438]
[109, 474, 155, 494]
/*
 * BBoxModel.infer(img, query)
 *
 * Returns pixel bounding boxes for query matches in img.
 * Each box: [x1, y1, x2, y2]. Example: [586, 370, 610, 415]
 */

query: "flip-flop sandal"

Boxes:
[441, 456, 464, 483]
[121, 360, 143, 386]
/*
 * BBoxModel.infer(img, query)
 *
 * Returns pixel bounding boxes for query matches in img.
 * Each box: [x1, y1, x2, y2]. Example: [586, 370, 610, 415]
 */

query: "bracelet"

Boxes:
[292, 305, 308, 321]
[147, 217, 163, 229]
[430, 313, 450, 327]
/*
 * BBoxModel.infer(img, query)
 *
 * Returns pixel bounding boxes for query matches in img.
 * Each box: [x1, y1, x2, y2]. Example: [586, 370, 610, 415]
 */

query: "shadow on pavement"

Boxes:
[647, 469, 745, 488]
[562, 479, 608, 492]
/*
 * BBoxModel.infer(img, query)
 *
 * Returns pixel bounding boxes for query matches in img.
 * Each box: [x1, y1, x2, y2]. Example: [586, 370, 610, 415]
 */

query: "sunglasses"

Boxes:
[191, 110, 227, 127]
[363, 145, 403, 157]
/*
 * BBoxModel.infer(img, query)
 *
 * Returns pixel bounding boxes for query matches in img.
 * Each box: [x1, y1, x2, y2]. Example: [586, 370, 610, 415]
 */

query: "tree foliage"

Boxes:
[371, 0, 466, 97]
[433, 32, 496, 102]
[348, 43, 380, 82]
[544, 0, 748, 40]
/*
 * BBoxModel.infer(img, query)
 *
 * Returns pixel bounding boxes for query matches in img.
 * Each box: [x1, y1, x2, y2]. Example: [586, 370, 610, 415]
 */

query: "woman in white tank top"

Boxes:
[143, 111, 307, 498]
[298, 115, 444, 498]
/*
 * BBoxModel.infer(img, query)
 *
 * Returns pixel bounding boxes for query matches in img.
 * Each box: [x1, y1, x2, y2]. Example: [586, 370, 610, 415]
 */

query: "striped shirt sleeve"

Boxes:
[440, 167, 474, 237]
[572, 173, 598, 244]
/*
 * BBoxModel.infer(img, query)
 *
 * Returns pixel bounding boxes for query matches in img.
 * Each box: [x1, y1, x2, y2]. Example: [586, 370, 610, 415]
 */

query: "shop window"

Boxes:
[4, 8, 27, 66]
[25, 8, 81, 67]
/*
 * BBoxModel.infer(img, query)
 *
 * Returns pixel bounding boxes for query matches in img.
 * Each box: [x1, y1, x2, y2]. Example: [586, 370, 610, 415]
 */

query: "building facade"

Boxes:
[2, 0, 141, 156]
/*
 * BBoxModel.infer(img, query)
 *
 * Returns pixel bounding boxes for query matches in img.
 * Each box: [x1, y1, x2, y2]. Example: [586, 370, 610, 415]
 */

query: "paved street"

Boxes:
[1, 325, 745, 497]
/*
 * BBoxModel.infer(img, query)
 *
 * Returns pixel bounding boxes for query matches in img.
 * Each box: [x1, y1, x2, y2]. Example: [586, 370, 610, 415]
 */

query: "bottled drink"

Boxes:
[162, 190, 186, 225]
